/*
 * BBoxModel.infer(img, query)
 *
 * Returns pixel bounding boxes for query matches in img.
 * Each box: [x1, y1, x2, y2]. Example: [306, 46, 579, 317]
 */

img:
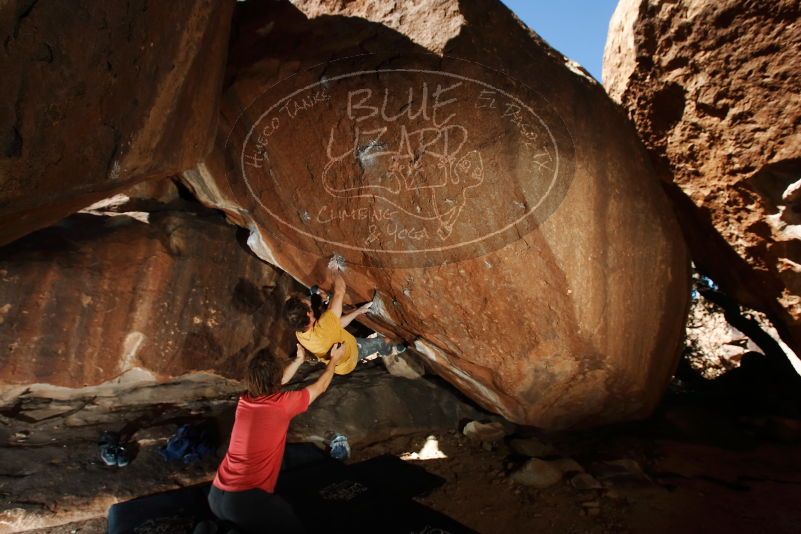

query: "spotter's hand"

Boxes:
[358, 301, 373, 315]
[329, 342, 345, 365]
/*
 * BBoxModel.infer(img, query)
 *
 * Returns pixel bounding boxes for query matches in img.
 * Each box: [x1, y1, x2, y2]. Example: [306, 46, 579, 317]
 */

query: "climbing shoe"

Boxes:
[115, 444, 132, 467]
[98, 431, 121, 466]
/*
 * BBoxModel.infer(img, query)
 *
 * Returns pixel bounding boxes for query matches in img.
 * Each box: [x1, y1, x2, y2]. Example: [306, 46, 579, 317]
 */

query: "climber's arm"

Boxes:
[305, 343, 344, 404]
[329, 271, 346, 318]
[281, 344, 306, 385]
[340, 302, 373, 328]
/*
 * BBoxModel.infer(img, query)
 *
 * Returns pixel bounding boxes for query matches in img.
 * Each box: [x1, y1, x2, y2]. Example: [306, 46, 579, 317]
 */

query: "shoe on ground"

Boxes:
[100, 444, 119, 466]
[116, 445, 131, 467]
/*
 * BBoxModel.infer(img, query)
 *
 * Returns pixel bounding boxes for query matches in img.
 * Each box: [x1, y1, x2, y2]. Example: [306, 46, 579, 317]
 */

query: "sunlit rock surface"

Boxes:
[183, 0, 690, 429]
[0, 0, 235, 245]
[604, 0, 801, 358]
[0, 208, 299, 387]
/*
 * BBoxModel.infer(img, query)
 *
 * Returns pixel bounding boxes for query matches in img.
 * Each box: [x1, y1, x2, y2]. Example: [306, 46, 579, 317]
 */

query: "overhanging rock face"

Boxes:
[0, 0, 235, 245]
[184, 0, 690, 429]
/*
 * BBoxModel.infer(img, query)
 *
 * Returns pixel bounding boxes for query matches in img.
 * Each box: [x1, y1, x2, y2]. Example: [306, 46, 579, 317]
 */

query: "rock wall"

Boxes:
[183, 0, 690, 429]
[0, 0, 235, 246]
[603, 0, 801, 358]
[0, 205, 300, 387]
[290, 367, 483, 446]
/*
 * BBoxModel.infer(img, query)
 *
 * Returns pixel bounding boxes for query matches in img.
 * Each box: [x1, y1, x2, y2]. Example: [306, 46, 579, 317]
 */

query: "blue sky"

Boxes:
[501, 0, 619, 81]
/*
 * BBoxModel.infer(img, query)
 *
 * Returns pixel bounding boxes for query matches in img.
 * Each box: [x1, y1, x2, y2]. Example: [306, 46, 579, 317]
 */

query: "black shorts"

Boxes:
[207, 485, 304, 534]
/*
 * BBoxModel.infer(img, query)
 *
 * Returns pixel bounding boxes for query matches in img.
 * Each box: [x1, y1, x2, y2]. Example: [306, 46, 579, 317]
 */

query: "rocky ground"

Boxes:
[0, 360, 481, 532]
[9, 364, 801, 534]
[362, 418, 801, 534]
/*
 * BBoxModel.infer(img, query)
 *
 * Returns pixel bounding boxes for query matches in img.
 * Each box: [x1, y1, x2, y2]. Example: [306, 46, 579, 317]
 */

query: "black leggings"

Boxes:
[207, 485, 304, 534]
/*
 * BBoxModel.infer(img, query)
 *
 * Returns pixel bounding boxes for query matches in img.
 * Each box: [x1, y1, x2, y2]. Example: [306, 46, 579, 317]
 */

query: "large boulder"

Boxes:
[0, 205, 300, 388]
[0, 0, 235, 246]
[290, 366, 482, 446]
[183, 0, 690, 429]
[604, 0, 801, 361]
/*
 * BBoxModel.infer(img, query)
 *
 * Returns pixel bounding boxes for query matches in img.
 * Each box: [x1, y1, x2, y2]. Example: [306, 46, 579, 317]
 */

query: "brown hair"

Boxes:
[284, 295, 312, 331]
[245, 348, 284, 397]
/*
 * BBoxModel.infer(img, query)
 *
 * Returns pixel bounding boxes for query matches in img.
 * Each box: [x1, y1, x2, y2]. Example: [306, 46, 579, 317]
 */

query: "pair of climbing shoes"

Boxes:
[98, 431, 132, 467]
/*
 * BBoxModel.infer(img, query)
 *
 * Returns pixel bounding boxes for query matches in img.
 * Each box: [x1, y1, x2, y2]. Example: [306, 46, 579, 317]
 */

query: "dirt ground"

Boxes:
[24, 400, 801, 534]
[10, 351, 801, 534]
[355, 427, 801, 534]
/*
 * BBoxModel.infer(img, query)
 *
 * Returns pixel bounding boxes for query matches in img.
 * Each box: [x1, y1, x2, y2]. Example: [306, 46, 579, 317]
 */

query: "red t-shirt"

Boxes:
[213, 389, 310, 493]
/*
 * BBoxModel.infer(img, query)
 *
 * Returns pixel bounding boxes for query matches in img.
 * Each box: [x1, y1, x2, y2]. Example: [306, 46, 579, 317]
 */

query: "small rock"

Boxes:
[591, 458, 649, 483]
[509, 437, 556, 458]
[382, 352, 425, 379]
[581, 500, 600, 508]
[588, 508, 600, 517]
[550, 457, 584, 474]
[463, 420, 508, 443]
[606, 459, 643, 473]
[571, 473, 602, 490]
[510, 458, 563, 489]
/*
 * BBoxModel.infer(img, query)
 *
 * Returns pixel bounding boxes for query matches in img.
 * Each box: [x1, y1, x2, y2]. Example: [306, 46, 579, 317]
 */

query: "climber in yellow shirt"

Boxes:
[283, 271, 405, 375]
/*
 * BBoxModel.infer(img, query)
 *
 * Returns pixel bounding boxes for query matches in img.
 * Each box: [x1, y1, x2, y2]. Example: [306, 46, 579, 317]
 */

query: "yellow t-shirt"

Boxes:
[295, 310, 359, 375]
